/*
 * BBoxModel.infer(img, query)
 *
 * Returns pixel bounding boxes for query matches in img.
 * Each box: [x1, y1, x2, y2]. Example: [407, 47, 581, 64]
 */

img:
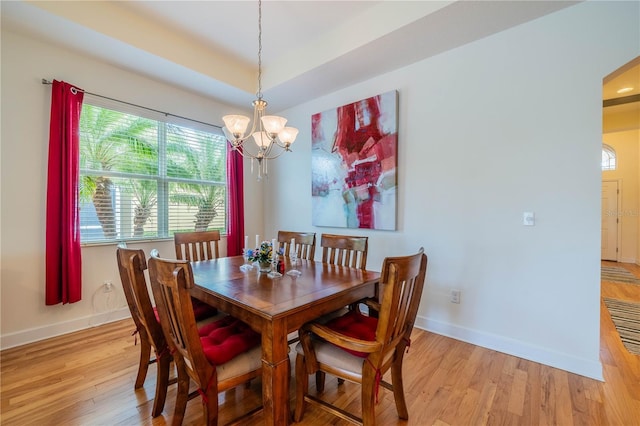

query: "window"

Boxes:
[79, 100, 227, 243]
[602, 144, 616, 171]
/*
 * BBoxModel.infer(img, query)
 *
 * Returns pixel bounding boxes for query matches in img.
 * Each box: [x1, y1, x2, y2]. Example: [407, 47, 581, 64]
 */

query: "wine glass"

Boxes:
[239, 248, 254, 272]
[287, 244, 302, 277]
[267, 256, 282, 278]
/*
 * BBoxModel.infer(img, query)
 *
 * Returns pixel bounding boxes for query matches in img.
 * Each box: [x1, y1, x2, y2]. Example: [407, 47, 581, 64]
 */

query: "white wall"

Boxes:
[264, 1, 639, 380]
[0, 30, 263, 348]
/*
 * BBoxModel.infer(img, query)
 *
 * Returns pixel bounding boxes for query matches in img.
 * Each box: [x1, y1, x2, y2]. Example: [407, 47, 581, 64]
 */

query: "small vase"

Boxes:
[258, 261, 272, 273]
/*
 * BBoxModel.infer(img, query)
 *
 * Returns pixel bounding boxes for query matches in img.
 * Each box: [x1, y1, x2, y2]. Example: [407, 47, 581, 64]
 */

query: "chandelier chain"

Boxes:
[257, 0, 263, 100]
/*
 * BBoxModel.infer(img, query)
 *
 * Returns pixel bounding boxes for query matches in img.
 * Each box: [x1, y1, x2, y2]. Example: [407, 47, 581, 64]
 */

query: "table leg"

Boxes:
[262, 321, 291, 426]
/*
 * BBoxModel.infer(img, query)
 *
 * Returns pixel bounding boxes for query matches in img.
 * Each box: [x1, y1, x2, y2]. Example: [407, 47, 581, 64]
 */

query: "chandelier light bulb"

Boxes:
[278, 127, 299, 145]
[252, 131, 271, 148]
[261, 115, 287, 136]
[222, 115, 250, 138]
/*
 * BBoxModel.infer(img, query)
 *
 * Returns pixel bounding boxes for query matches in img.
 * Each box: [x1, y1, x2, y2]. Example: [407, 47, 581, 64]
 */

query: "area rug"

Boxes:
[601, 266, 640, 285]
[603, 298, 640, 356]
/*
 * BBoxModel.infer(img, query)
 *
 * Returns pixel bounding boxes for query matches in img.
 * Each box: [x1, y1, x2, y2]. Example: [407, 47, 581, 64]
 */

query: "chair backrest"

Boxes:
[320, 233, 368, 269]
[116, 246, 167, 352]
[373, 248, 428, 366]
[148, 251, 214, 386]
[174, 230, 220, 261]
[278, 230, 316, 260]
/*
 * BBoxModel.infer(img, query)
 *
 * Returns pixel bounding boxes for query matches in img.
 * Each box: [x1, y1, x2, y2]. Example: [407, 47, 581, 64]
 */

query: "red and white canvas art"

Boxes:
[311, 91, 397, 230]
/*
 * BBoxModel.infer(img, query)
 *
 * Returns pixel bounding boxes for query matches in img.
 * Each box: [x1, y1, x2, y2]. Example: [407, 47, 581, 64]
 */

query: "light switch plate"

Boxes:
[523, 212, 535, 226]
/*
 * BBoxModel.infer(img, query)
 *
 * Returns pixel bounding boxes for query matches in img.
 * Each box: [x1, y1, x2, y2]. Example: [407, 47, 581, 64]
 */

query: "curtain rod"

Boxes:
[41, 79, 222, 129]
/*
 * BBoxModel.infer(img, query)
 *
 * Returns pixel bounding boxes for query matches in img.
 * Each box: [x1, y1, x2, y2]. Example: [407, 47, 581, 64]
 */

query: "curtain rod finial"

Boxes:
[42, 79, 52, 85]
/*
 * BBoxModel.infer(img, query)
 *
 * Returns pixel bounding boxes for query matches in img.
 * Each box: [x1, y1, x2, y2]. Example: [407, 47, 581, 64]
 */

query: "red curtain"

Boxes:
[226, 147, 245, 256]
[46, 80, 84, 305]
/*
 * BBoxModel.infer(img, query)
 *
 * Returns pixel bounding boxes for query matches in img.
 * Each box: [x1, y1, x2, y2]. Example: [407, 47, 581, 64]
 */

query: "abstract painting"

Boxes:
[311, 91, 397, 230]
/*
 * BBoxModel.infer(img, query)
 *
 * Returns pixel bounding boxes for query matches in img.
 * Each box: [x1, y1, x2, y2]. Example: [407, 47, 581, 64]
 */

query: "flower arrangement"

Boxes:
[246, 241, 282, 264]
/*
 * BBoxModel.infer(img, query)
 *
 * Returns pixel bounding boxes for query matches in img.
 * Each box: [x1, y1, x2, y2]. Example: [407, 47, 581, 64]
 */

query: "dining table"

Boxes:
[189, 255, 380, 426]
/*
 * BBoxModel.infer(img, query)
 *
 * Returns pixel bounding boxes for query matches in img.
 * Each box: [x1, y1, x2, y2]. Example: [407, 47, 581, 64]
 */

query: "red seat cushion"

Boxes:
[153, 299, 217, 323]
[199, 316, 261, 365]
[190, 297, 218, 321]
[324, 310, 378, 357]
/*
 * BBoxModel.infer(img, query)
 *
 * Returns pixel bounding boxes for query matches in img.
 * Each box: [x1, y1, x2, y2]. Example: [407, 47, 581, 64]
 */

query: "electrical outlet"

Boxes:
[450, 289, 461, 304]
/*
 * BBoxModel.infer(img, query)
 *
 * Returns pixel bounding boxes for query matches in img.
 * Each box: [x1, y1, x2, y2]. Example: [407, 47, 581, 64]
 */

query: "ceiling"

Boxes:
[603, 57, 640, 99]
[603, 58, 640, 120]
[5, 0, 625, 114]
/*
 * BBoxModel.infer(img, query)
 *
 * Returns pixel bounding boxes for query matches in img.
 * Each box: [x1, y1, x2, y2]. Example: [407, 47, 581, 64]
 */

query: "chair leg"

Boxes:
[203, 380, 219, 426]
[315, 371, 326, 393]
[172, 364, 190, 426]
[135, 338, 152, 388]
[294, 353, 308, 422]
[391, 355, 408, 419]
[151, 353, 171, 417]
[362, 365, 377, 426]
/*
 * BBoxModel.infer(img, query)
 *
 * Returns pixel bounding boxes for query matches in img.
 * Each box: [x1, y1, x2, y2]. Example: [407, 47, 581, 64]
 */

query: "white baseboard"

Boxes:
[2, 310, 605, 382]
[414, 315, 604, 381]
[0, 307, 131, 350]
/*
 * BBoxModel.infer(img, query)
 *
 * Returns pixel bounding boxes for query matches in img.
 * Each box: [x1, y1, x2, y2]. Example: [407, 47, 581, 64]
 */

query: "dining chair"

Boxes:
[320, 233, 368, 270]
[294, 248, 428, 426]
[174, 230, 221, 261]
[117, 245, 220, 417]
[277, 230, 316, 260]
[277, 231, 317, 345]
[148, 250, 263, 426]
[116, 246, 174, 418]
[317, 233, 369, 386]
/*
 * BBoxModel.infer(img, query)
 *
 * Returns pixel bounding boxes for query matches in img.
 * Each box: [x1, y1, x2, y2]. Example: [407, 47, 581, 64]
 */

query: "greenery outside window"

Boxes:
[79, 99, 226, 243]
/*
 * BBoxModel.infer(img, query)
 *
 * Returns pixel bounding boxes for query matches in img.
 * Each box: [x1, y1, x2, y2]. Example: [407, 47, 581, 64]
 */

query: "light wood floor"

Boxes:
[2, 262, 639, 425]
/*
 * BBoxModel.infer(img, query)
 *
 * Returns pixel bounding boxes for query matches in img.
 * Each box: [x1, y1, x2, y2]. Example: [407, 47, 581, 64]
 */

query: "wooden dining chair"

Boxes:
[321, 233, 369, 270]
[277, 231, 318, 345]
[317, 233, 369, 385]
[116, 246, 173, 418]
[117, 245, 220, 417]
[277, 230, 316, 260]
[174, 230, 221, 261]
[294, 248, 428, 426]
[148, 250, 263, 426]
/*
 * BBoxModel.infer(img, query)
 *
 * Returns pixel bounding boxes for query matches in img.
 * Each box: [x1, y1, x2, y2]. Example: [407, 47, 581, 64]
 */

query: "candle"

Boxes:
[291, 238, 295, 255]
[244, 235, 249, 250]
[272, 238, 277, 260]
[256, 234, 260, 248]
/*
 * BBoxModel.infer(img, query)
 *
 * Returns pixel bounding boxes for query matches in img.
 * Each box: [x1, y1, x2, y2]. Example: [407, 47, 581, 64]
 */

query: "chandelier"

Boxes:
[222, 0, 298, 179]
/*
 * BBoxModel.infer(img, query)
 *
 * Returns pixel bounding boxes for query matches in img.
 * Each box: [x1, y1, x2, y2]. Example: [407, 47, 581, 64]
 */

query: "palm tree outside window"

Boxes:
[78, 101, 226, 243]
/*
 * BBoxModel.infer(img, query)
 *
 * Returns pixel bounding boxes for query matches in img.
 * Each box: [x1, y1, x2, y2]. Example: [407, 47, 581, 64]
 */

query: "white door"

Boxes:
[601, 181, 618, 261]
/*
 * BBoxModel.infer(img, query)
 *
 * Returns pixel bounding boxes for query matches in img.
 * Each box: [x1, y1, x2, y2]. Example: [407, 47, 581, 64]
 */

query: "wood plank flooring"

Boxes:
[2, 262, 639, 425]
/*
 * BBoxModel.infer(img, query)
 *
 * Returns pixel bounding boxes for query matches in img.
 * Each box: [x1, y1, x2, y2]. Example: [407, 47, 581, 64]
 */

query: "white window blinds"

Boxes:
[78, 101, 227, 243]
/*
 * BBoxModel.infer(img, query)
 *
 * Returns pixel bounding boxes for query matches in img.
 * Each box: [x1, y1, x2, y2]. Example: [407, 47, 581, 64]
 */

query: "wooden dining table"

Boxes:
[189, 255, 380, 426]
